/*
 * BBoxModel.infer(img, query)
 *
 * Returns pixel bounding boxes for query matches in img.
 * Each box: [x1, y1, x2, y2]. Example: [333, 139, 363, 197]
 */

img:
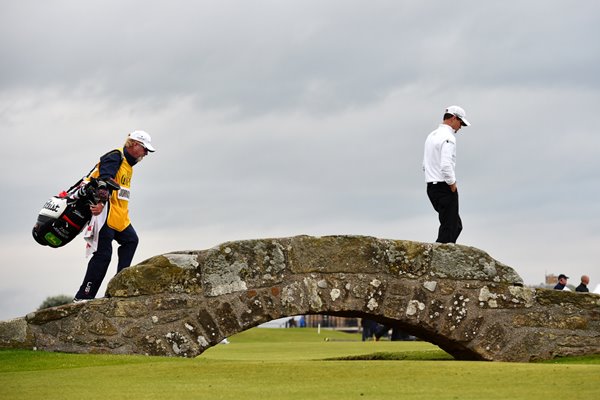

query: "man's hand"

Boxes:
[449, 183, 457, 192]
[90, 202, 105, 216]
[96, 188, 109, 202]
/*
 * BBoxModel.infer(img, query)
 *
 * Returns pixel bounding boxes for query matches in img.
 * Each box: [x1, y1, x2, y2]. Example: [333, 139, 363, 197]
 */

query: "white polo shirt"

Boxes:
[423, 124, 457, 185]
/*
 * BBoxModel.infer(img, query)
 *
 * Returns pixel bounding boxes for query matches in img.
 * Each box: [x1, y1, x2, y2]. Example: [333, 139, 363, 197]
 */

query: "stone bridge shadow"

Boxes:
[1, 235, 599, 362]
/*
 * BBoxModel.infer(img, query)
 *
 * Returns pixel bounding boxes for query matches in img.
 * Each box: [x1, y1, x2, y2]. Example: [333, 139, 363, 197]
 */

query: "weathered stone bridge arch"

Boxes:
[1, 235, 599, 362]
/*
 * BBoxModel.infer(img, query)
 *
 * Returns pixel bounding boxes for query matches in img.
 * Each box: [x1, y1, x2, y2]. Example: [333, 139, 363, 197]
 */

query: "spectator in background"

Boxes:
[575, 275, 590, 292]
[298, 316, 306, 327]
[361, 319, 378, 341]
[286, 317, 297, 328]
[553, 274, 570, 291]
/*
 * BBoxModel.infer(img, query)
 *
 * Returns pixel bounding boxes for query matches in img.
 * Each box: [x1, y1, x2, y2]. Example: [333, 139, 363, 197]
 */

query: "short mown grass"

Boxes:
[1, 327, 599, 399]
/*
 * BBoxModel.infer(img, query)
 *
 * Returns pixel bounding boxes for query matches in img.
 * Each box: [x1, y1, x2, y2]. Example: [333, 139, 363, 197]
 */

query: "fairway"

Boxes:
[1, 327, 599, 399]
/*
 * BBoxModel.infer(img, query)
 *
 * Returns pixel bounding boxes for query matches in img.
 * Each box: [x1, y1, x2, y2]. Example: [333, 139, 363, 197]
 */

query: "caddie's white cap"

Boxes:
[129, 130, 155, 152]
[445, 105, 471, 126]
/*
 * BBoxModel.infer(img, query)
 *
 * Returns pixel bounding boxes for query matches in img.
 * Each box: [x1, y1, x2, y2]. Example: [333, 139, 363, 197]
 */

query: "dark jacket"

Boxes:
[575, 283, 589, 293]
[553, 283, 566, 290]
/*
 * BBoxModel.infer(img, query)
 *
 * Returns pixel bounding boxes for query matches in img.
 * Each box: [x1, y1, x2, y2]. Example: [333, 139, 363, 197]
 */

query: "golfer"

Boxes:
[422, 105, 470, 243]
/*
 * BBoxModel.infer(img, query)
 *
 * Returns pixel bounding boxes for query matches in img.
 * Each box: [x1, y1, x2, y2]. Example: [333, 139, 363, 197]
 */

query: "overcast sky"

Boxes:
[1, 0, 599, 320]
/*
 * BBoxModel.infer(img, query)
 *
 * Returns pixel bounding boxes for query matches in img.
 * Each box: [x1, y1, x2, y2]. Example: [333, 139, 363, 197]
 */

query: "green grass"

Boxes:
[199, 328, 452, 362]
[1, 327, 599, 399]
[540, 354, 600, 365]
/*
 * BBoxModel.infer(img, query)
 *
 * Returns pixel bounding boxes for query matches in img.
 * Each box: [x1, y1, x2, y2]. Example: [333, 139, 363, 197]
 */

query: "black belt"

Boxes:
[427, 181, 446, 186]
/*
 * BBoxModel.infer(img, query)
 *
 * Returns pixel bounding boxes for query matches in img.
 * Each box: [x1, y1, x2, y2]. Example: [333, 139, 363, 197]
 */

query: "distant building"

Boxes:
[303, 315, 358, 331]
[545, 274, 559, 285]
[261, 315, 359, 329]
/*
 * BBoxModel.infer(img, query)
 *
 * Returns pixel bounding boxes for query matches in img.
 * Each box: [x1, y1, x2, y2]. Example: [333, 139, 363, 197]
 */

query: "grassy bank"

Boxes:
[1, 328, 599, 399]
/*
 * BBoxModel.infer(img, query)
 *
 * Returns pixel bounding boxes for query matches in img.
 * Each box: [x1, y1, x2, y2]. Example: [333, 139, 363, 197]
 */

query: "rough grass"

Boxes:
[1, 327, 599, 400]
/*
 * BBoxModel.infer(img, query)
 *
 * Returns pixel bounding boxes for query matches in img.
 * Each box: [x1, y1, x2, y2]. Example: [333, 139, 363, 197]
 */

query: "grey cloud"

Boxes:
[6, 1, 599, 117]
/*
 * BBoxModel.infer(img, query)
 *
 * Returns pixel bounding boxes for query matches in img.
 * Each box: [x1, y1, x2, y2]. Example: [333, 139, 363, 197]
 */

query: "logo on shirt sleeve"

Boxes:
[118, 188, 131, 201]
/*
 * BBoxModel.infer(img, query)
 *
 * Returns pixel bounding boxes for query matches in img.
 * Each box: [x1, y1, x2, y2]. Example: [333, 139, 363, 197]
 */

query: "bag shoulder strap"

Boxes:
[66, 149, 124, 194]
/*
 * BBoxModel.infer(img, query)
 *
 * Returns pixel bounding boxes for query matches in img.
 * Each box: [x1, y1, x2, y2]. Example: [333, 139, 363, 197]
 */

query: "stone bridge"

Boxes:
[1, 235, 599, 362]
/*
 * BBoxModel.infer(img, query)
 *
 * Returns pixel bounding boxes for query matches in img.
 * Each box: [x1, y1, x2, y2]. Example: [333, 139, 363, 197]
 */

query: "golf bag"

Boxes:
[32, 177, 120, 248]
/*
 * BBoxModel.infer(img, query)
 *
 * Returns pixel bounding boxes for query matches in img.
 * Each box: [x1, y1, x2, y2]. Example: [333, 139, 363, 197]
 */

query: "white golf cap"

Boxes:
[129, 130, 155, 152]
[445, 105, 471, 126]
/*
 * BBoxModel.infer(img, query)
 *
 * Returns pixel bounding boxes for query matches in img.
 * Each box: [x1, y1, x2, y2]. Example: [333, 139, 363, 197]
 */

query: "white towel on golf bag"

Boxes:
[84, 205, 108, 258]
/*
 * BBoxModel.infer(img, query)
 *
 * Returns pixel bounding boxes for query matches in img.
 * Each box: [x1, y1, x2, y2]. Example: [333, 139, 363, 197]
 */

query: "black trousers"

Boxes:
[427, 183, 462, 243]
[75, 223, 138, 299]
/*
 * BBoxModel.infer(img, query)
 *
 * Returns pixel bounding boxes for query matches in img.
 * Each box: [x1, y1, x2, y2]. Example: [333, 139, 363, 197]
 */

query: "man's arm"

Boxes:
[440, 139, 457, 191]
[90, 150, 122, 216]
[98, 150, 123, 180]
